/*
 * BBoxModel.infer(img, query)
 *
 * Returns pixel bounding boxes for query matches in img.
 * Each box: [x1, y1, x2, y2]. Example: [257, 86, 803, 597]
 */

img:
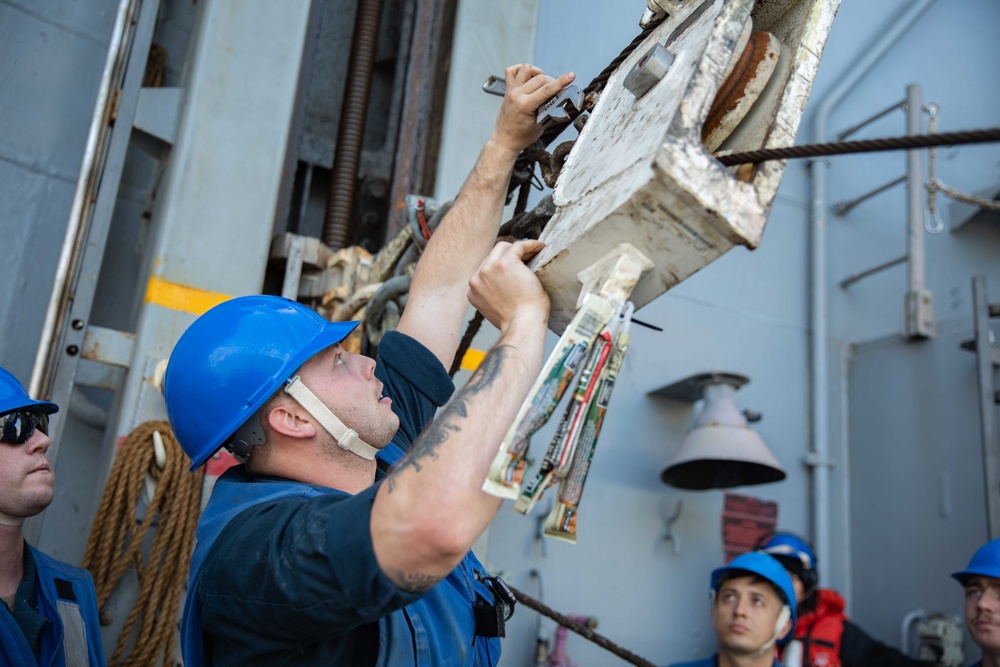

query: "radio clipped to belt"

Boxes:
[473, 573, 517, 638]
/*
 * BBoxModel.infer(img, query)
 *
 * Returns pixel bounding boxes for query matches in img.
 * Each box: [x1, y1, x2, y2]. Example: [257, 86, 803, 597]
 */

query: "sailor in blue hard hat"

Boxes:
[0, 368, 58, 528]
[0, 366, 106, 665]
[954, 538, 1000, 667]
[162, 63, 569, 667]
[667, 551, 796, 667]
[758, 531, 937, 667]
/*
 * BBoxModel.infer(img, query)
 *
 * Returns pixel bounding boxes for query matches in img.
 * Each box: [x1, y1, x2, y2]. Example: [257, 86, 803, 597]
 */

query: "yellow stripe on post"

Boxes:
[460, 348, 486, 372]
[144, 276, 233, 315]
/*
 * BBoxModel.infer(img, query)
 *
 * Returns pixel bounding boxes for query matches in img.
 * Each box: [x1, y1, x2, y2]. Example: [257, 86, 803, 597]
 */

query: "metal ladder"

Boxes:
[970, 276, 1000, 539]
[25, 0, 163, 545]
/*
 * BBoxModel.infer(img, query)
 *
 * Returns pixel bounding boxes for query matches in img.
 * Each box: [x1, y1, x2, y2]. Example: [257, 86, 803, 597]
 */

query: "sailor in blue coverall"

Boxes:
[0, 367, 106, 667]
[164, 64, 575, 666]
[667, 552, 797, 667]
[953, 538, 1000, 667]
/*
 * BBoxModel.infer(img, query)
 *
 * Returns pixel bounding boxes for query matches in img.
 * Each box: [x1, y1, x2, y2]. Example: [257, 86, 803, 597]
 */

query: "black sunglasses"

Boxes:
[0, 410, 50, 445]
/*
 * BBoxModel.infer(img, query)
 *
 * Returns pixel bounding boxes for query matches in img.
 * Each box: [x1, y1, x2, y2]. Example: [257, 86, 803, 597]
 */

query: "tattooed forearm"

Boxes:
[385, 345, 514, 492]
[387, 568, 443, 593]
[462, 344, 510, 394]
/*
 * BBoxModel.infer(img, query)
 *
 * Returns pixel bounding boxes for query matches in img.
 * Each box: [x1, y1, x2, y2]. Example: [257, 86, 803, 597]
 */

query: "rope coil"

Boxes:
[82, 421, 204, 666]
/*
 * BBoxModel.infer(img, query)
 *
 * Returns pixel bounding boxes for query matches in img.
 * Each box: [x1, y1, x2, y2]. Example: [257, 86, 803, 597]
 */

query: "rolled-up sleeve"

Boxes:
[375, 331, 455, 451]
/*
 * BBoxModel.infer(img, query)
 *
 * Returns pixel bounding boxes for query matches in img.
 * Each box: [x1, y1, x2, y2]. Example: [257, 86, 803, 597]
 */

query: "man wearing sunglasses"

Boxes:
[165, 64, 573, 666]
[0, 367, 106, 666]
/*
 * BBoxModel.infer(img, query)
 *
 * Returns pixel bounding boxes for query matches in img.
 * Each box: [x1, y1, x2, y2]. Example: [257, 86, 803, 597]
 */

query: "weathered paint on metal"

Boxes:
[533, 0, 840, 333]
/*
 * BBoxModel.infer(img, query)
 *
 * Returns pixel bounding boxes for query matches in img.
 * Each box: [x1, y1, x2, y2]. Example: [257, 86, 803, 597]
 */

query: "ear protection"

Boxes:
[228, 411, 267, 461]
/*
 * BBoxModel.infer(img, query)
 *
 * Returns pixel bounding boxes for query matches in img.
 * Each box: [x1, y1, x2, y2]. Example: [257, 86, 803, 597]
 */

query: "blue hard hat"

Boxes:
[953, 538, 1000, 586]
[759, 532, 819, 593]
[0, 367, 58, 416]
[712, 551, 797, 643]
[163, 295, 359, 470]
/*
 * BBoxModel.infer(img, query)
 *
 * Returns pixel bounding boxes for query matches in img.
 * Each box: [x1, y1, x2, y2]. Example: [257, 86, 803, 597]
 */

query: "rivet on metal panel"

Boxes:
[66, 345, 79, 356]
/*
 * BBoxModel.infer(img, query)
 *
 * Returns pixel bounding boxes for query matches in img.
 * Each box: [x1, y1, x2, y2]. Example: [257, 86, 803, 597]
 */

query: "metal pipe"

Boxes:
[973, 276, 1000, 540]
[906, 85, 924, 295]
[324, 0, 385, 250]
[29, 0, 136, 398]
[904, 83, 929, 338]
[387, 0, 459, 240]
[808, 0, 937, 590]
[839, 254, 907, 289]
[901, 609, 927, 654]
[530, 569, 551, 666]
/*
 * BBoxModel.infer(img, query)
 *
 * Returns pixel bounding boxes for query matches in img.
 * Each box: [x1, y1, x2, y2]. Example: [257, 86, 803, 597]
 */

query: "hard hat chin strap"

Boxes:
[0, 511, 24, 527]
[284, 376, 379, 461]
[746, 604, 791, 658]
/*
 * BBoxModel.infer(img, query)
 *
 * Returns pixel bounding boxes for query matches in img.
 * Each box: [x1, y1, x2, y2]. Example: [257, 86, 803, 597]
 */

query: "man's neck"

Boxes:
[718, 648, 776, 667]
[0, 526, 26, 607]
[255, 441, 379, 494]
[981, 648, 1000, 667]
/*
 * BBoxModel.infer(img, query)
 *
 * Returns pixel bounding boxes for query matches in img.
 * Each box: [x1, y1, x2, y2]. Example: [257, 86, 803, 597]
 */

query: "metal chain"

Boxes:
[923, 103, 944, 234]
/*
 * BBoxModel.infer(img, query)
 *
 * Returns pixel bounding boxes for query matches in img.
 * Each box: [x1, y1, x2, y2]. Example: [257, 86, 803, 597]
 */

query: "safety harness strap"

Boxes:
[284, 376, 379, 461]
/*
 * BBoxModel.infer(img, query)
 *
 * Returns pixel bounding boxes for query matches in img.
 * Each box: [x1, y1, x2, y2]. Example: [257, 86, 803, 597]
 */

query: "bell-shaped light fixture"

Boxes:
[652, 372, 786, 490]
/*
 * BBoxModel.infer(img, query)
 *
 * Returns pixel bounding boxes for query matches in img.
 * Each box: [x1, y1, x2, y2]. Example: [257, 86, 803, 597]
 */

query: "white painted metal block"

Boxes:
[534, 0, 840, 332]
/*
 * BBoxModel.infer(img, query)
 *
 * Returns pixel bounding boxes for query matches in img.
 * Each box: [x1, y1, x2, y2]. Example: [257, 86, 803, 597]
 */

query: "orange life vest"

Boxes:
[781, 589, 847, 667]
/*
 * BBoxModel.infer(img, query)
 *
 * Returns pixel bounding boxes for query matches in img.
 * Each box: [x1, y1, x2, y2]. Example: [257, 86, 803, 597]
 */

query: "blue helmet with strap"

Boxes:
[0, 367, 58, 416]
[953, 538, 1000, 586]
[759, 531, 819, 593]
[163, 296, 358, 470]
[711, 551, 797, 644]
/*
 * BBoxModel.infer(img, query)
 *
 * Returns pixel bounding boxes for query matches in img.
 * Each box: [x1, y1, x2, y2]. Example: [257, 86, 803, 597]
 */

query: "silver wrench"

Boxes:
[482, 75, 584, 129]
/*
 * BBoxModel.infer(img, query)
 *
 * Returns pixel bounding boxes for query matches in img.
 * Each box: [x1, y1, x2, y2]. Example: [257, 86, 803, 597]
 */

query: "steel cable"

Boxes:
[509, 584, 658, 667]
[717, 128, 1000, 166]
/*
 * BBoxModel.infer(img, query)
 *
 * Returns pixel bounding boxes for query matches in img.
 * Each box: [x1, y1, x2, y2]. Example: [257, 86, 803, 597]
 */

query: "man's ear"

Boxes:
[267, 402, 317, 440]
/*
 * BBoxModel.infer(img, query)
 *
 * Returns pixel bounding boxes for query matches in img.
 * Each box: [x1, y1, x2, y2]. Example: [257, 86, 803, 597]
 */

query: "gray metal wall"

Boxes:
[0, 0, 121, 379]
[1, 0, 998, 665]
[849, 321, 995, 661]
[821, 1, 1000, 662]
[444, 0, 1000, 665]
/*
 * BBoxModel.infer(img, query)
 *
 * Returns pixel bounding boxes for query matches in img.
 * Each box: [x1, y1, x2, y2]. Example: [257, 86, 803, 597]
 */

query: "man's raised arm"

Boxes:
[371, 240, 550, 591]
[396, 64, 575, 367]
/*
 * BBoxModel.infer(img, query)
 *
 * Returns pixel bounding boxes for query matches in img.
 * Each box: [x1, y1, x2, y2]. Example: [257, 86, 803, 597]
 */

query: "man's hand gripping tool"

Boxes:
[482, 75, 584, 129]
